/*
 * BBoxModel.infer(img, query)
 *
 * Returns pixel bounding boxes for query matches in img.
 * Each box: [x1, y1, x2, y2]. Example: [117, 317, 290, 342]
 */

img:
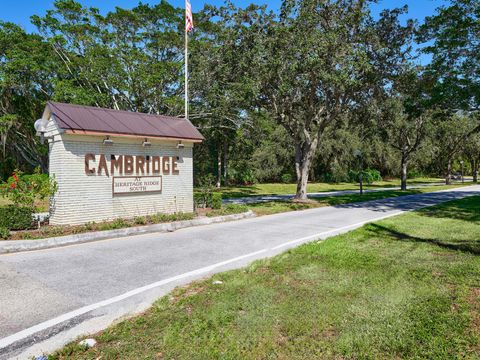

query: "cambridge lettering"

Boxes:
[84, 154, 180, 176]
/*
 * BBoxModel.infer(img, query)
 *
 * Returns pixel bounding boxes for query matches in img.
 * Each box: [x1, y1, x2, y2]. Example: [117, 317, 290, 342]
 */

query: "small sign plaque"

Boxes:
[113, 176, 162, 195]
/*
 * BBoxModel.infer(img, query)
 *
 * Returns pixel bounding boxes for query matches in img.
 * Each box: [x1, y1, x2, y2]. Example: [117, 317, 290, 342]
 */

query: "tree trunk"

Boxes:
[400, 155, 408, 191]
[295, 160, 310, 200]
[294, 139, 318, 201]
[445, 158, 452, 185]
[216, 146, 221, 188]
[472, 158, 478, 183]
[223, 142, 228, 186]
[309, 161, 316, 182]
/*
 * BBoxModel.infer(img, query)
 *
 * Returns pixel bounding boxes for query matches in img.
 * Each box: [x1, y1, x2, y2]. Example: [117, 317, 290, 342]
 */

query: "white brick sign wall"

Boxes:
[46, 121, 195, 225]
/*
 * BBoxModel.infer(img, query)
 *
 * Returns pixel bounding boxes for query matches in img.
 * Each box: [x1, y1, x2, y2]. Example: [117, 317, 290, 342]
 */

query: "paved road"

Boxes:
[1, 185, 479, 359]
[223, 180, 472, 204]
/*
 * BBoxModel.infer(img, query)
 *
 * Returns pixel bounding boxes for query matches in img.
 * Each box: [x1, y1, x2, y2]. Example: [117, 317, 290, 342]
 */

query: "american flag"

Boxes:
[186, 0, 193, 32]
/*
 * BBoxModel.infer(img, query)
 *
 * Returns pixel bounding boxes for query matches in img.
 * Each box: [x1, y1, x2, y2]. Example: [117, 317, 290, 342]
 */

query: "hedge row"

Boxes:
[194, 192, 222, 209]
[347, 169, 382, 184]
[0, 205, 34, 231]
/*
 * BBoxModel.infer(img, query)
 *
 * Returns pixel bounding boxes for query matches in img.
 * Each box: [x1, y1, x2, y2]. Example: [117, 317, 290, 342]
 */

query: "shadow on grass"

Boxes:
[365, 222, 480, 255]
[417, 196, 480, 223]
[319, 189, 424, 206]
[218, 186, 262, 198]
[331, 190, 480, 213]
[222, 183, 406, 198]
[218, 179, 451, 200]
[221, 186, 345, 199]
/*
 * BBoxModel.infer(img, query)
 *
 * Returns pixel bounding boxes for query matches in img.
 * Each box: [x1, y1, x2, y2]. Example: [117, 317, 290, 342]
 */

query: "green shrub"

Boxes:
[348, 170, 358, 182]
[21, 173, 49, 183]
[330, 161, 349, 183]
[110, 219, 128, 229]
[194, 191, 207, 208]
[1, 168, 57, 210]
[172, 212, 195, 221]
[0, 226, 10, 240]
[43, 226, 64, 237]
[84, 222, 96, 231]
[194, 175, 218, 208]
[193, 193, 201, 207]
[194, 191, 222, 209]
[407, 170, 427, 179]
[251, 148, 283, 182]
[0, 205, 33, 230]
[98, 218, 129, 231]
[363, 169, 382, 184]
[149, 212, 195, 223]
[229, 167, 257, 185]
[134, 216, 147, 225]
[239, 169, 257, 185]
[19, 232, 33, 240]
[348, 169, 382, 185]
[281, 173, 293, 183]
[320, 172, 334, 183]
[211, 192, 222, 209]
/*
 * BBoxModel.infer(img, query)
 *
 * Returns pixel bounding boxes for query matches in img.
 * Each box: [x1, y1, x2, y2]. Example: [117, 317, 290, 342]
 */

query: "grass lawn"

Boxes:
[218, 177, 444, 198]
[53, 195, 480, 359]
[249, 183, 470, 216]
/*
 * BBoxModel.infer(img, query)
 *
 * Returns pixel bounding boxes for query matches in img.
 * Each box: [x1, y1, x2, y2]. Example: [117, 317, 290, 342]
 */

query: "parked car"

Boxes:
[450, 172, 462, 180]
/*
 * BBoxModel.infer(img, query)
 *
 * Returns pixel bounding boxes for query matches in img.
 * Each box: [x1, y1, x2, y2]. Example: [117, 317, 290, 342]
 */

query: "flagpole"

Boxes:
[184, 4, 188, 121]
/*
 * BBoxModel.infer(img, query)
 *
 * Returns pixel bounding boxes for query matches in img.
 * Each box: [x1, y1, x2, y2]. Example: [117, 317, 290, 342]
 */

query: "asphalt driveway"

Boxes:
[1, 185, 479, 359]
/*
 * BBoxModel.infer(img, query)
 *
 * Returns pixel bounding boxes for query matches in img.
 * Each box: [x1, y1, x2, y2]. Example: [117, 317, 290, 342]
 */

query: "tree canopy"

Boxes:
[0, 0, 479, 193]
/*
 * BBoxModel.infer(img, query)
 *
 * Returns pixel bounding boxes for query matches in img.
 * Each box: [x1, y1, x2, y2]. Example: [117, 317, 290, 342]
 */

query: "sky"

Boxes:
[1, 0, 450, 63]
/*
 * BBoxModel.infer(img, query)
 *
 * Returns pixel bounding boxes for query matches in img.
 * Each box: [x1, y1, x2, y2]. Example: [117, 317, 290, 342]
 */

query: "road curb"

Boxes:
[0, 211, 256, 254]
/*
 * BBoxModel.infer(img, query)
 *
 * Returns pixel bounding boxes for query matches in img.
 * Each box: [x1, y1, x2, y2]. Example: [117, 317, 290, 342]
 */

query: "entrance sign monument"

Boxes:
[38, 101, 204, 225]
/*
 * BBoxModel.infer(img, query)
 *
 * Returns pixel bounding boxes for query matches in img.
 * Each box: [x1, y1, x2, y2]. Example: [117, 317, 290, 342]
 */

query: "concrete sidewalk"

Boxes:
[1, 185, 479, 359]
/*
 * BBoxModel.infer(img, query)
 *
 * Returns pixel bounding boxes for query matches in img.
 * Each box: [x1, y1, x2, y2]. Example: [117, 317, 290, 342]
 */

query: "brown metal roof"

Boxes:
[47, 101, 204, 141]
